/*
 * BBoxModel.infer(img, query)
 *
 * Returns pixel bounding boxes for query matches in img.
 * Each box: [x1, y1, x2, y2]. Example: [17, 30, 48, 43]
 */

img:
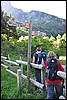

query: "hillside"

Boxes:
[1, 1, 66, 37]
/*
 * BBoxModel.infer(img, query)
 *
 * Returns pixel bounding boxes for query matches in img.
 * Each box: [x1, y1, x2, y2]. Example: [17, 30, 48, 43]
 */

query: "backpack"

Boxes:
[35, 52, 42, 64]
[46, 58, 60, 80]
[41, 52, 46, 63]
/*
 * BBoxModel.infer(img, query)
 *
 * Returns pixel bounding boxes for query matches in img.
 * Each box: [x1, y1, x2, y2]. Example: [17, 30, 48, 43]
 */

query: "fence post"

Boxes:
[1, 58, 4, 64]
[41, 58, 46, 92]
[27, 20, 32, 92]
[8, 54, 10, 60]
[7, 54, 11, 69]
[41, 66, 45, 92]
[41, 68, 44, 84]
[17, 69, 22, 92]
[41, 58, 44, 84]
[19, 56, 23, 74]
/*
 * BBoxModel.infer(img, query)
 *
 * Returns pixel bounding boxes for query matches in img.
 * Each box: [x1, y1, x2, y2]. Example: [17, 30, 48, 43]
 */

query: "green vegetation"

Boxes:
[1, 33, 66, 99]
[1, 67, 46, 99]
[1, 33, 66, 62]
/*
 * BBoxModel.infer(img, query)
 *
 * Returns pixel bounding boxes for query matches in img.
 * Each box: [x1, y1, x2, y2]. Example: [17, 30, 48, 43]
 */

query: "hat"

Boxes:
[47, 51, 56, 58]
[36, 47, 42, 51]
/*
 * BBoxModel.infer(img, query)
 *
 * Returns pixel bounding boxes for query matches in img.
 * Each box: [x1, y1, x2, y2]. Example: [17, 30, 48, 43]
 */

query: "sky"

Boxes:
[1, 1, 66, 19]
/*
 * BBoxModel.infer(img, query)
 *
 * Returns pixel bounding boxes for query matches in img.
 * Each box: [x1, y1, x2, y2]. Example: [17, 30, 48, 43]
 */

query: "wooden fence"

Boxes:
[1, 56, 45, 92]
[1, 55, 66, 98]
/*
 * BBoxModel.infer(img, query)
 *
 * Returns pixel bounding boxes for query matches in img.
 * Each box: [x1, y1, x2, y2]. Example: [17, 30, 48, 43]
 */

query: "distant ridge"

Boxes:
[1, 1, 66, 37]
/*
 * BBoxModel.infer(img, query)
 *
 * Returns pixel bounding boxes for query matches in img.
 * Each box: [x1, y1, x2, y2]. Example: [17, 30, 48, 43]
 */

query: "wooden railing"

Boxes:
[1, 56, 45, 93]
[1, 55, 66, 98]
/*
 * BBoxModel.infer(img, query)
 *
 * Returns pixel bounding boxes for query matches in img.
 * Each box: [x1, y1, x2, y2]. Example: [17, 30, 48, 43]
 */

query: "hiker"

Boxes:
[55, 53, 65, 96]
[44, 51, 64, 99]
[32, 47, 42, 90]
[56, 53, 59, 59]
[32, 47, 46, 90]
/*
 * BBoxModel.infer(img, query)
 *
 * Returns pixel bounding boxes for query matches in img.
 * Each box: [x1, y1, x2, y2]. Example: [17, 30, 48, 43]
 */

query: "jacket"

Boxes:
[44, 59, 64, 83]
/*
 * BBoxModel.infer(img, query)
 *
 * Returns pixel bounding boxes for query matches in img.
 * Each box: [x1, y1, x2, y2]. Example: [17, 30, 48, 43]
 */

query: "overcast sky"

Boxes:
[2, 1, 66, 19]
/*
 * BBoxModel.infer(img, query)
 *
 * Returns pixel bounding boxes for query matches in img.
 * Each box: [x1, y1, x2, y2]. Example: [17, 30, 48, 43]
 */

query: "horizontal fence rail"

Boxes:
[16, 60, 28, 65]
[31, 63, 43, 69]
[57, 71, 66, 79]
[6, 69, 17, 77]
[21, 73, 44, 89]
[1, 56, 7, 59]
[1, 63, 8, 69]
[16, 60, 43, 69]
[30, 78, 44, 89]
[5, 60, 19, 66]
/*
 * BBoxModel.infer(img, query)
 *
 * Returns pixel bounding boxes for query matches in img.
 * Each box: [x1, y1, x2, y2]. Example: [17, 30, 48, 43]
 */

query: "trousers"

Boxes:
[34, 68, 41, 90]
[46, 82, 63, 99]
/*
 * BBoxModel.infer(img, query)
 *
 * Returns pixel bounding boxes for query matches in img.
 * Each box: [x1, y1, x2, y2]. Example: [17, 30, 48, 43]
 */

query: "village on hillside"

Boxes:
[7, 19, 46, 36]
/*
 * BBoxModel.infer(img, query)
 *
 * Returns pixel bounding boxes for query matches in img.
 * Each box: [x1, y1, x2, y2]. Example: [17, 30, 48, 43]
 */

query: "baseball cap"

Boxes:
[36, 47, 42, 51]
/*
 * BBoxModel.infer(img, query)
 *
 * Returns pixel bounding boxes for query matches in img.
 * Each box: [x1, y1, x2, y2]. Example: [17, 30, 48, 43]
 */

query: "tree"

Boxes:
[1, 8, 17, 40]
[60, 33, 66, 48]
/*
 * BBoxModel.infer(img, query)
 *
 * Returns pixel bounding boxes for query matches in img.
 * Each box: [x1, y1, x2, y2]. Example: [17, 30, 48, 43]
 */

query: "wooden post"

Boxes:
[8, 54, 10, 60]
[20, 56, 22, 61]
[19, 56, 23, 74]
[41, 58, 44, 84]
[7, 54, 11, 69]
[41, 58, 46, 92]
[41, 66, 45, 92]
[17, 69, 22, 92]
[27, 20, 32, 92]
[41, 68, 44, 84]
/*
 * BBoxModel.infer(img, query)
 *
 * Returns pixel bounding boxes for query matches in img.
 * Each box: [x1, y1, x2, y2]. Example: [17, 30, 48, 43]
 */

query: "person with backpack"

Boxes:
[56, 53, 59, 59]
[32, 47, 46, 90]
[44, 51, 64, 99]
[55, 53, 65, 96]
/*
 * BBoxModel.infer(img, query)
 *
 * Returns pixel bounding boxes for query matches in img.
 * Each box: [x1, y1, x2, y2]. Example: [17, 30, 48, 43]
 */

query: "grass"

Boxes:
[1, 66, 46, 99]
[1, 67, 17, 99]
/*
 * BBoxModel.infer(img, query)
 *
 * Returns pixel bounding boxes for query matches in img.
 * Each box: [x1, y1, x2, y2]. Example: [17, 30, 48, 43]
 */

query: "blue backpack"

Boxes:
[36, 52, 46, 64]
[41, 52, 46, 63]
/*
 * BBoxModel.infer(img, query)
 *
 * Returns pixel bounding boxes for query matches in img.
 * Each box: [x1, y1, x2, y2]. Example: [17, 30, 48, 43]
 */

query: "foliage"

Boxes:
[1, 31, 66, 99]
[1, 33, 66, 60]
[1, 9, 18, 40]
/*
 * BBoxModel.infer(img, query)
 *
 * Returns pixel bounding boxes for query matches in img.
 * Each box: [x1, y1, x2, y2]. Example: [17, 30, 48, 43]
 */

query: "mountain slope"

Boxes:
[1, 1, 66, 37]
